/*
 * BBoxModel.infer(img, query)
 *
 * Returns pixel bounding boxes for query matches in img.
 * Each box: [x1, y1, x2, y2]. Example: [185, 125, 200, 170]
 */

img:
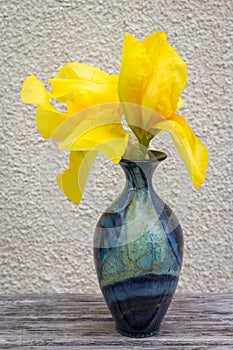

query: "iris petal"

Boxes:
[142, 32, 188, 117]
[50, 62, 119, 106]
[35, 107, 69, 139]
[21, 75, 53, 110]
[118, 34, 152, 105]
[58, 105, 128, 164]
[57, 151, 97, 205]
[151, 114, 208, 189]
[56, 106, 128, 204]
[21, 75, 70, 138]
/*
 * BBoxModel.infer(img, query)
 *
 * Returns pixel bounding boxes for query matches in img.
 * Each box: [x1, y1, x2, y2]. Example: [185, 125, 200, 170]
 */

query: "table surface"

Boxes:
[0, 293, 232, 349]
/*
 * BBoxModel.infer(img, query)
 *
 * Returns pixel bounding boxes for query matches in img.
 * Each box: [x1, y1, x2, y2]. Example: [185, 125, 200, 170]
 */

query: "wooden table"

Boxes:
[0, 293, 232, 349]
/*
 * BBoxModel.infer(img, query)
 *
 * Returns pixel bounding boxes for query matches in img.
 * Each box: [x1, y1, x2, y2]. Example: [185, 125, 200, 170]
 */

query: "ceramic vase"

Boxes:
[93, 151, 183, 337]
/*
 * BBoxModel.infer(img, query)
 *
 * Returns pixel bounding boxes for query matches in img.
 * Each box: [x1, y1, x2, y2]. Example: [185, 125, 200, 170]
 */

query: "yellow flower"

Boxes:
[118, 32, 208, 189]
[21, 32, 208, 204]
[21, 64, 128, 204]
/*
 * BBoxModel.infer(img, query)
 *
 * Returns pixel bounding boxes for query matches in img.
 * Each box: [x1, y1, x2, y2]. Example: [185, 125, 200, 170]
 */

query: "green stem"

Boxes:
[129, 125, 157, 160]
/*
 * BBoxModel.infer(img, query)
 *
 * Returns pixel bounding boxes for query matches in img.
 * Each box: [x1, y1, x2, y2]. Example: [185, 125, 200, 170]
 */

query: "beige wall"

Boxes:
[1, 0, 232, 293]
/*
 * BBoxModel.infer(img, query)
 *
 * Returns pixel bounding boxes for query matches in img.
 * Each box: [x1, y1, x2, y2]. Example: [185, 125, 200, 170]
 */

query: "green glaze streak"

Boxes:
[99, 188, 180, 288]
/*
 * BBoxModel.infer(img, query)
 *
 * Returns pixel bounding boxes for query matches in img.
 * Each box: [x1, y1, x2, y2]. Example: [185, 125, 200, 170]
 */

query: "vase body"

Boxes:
[93, 151, 183, 337]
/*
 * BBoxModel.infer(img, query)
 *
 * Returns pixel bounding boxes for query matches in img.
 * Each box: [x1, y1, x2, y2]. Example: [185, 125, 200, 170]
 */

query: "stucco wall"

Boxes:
[1, 0, 232, 293]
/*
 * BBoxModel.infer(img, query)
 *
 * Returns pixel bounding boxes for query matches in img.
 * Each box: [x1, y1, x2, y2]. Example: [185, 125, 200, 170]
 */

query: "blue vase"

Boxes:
[93, 151, 183, 337]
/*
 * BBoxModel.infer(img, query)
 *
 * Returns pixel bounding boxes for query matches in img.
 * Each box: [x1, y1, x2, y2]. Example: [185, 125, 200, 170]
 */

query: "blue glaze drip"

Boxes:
[93, 151, 183, 337]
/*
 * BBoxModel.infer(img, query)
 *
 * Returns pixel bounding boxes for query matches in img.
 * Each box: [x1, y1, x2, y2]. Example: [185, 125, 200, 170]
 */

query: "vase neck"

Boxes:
[120, 151, 166, 190]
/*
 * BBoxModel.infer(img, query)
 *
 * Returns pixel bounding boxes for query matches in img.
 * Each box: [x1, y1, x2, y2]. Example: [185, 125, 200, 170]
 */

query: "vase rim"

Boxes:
[120, 150, 167, 164]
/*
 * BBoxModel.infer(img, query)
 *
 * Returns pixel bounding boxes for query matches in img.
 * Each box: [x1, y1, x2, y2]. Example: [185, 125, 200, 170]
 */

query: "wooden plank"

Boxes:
[0, 293, 232, 349]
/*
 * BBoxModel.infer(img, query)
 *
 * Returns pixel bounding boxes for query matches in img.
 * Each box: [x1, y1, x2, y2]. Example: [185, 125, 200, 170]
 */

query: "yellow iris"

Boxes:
[118, 32, 208, 189]
[21, 32, 208, 205]
[21, 64, 128, 204]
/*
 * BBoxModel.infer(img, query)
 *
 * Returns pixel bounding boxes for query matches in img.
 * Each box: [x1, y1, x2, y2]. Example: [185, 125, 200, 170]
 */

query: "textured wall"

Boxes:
[1, 0, 232, 293]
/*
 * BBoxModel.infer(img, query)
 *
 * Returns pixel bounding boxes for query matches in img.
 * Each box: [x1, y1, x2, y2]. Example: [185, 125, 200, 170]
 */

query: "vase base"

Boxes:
[115, 326, 160, 338]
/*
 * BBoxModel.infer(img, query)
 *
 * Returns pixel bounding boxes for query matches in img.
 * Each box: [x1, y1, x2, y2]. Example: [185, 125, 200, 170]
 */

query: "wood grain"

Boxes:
[0, 293, 232, 349]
